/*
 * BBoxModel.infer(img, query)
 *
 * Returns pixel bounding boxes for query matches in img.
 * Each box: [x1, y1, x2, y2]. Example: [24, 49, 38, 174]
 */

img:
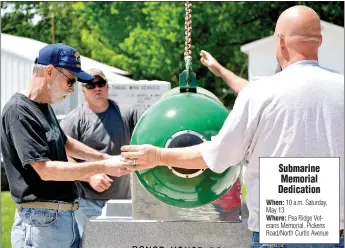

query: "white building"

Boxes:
[1, 33, 137, 117]
[240, 20, 344, 81]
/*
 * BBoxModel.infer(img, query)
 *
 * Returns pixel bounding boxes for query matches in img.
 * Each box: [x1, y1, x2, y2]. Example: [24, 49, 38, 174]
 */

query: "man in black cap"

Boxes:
[1, 43, 131, 248]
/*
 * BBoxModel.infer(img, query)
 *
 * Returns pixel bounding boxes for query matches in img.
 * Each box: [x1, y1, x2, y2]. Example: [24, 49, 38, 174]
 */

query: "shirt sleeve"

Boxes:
[198, 85, 260, 174]
[9, 117, 50, 167]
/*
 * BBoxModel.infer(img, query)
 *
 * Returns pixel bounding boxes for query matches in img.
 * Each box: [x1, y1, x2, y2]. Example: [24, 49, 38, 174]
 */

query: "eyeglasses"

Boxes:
[82, 80, 107, 90]
[56, 68, 77, 87]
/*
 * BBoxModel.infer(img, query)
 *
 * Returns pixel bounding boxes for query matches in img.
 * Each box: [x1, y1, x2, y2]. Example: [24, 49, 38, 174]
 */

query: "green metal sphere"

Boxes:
[131, 88, 241, 208]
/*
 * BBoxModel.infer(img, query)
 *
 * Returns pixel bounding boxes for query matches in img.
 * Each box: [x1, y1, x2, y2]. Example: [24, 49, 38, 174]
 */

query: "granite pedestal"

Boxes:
[103, 199, 132, 217]
[82, 173, 252, 248]
[83, 218, 252, 248]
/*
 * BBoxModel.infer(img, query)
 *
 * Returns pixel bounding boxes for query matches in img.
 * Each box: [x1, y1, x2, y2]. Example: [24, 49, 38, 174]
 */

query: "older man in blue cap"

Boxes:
[1, 43, 132, 248]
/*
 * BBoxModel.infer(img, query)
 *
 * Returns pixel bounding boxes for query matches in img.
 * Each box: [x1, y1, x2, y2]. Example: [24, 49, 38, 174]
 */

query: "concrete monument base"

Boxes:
[82, 218, 252, 248]
[82, 175, 252, 248]
[103, 199, 132, 217]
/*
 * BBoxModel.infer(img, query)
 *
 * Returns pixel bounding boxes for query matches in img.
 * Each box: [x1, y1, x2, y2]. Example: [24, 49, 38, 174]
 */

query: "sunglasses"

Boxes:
[56, 68, 77, 87]
[82, 80, 107, 90]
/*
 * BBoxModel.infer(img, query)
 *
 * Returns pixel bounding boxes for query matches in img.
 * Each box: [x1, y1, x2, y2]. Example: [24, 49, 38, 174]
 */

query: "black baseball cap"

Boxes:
[35, 43, 93, 82]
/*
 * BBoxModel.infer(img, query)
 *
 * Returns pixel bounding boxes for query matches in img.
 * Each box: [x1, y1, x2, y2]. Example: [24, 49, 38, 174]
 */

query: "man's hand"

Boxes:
[89, 174, 113, 193]
[200, 49, 248, 94]
[120, 144, 160, 170]
[103, 156, 134, 176]
[101, 153, 112, 160]
[200, 50, 223, 77]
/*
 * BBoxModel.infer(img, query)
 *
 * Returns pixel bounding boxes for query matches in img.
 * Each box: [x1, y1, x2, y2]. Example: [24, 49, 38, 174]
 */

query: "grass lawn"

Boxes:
[1, 191, 15, 248]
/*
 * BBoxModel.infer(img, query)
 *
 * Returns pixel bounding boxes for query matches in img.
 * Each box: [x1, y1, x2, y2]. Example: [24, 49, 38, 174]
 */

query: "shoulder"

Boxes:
[2, 97, 19, 127]
[2, 94, 33, 125]
[313, 66, 344, 88]
[319, 67, 344, 85]
[318, 65, 344, 76]
[109, 100, 134, 116]
[109, 100, 142, 124]
[1, 95, 44, 137]
[231, 75, 280, 116]
[60, 104, 85, 125]
[2, 95, 19, 115]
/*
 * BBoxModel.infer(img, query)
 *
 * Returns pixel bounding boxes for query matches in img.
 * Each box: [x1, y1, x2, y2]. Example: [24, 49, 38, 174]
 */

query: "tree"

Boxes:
[2, 1, 343, 107]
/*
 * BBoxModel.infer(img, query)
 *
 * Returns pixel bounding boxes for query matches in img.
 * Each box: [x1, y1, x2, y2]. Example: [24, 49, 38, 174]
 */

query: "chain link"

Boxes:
[184, 1, 192, 57]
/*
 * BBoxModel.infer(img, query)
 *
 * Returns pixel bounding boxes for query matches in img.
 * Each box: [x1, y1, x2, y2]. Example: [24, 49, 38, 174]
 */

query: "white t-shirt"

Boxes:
[199, 60, 344, 232]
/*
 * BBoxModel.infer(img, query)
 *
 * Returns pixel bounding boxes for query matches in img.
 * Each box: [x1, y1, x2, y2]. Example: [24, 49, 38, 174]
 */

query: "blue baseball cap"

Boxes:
[36, 43, 93, 82]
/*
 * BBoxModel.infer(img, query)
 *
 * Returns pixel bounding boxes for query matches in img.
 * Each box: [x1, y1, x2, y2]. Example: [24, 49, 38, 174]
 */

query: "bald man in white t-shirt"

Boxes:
[120, 5, 344, 248]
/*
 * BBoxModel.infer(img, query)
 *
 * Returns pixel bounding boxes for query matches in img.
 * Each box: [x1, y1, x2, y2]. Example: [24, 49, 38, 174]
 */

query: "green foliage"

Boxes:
[1, 2, 43, 40]
[1, 191, 16, 248]
[1, 1, 343, 107]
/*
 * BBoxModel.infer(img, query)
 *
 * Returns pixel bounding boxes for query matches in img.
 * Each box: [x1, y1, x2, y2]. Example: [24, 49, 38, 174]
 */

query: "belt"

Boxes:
[16, 201, 79, 212]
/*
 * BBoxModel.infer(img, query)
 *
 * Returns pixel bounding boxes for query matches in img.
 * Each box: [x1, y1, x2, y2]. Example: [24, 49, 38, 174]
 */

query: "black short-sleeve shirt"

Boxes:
[1, 93, 78, 204]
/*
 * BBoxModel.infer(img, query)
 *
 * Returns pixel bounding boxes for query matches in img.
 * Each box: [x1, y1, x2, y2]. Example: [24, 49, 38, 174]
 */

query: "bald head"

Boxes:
[276, 6, 322, 42]
[274, 6, 322, 69]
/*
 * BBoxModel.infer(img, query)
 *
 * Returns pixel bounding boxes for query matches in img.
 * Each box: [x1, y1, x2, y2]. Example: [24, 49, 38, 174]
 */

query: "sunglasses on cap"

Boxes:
[56, 68, 77, 88]
[82, 80, 107, 90]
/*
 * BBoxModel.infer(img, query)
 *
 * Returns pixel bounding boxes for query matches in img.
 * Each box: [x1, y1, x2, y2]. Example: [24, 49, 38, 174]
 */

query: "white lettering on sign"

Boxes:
[107, 81, 171, 113]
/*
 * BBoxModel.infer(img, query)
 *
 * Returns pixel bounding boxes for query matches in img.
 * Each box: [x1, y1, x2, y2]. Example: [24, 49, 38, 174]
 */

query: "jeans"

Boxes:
[11, 207, 80, 248]
[74, 199, 106, 237]
[252, 232, 344, 248]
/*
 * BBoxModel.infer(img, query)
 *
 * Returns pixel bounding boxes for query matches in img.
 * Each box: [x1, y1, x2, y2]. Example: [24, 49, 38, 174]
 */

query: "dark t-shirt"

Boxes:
[0, 93, 78, 204]
[60, 100, 141, 200]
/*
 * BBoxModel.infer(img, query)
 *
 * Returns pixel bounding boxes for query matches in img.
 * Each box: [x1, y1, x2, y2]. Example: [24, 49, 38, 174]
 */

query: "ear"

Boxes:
[45, 64, 55, 77]
[44, 65, 57, 86]
[279, 34, 285, 51]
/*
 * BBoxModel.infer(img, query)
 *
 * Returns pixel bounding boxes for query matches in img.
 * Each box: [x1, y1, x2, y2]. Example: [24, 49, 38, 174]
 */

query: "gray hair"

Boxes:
[33, 64, 47, 76]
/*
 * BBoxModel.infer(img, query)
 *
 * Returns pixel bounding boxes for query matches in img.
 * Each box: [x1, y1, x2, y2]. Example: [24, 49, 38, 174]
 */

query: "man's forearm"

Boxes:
[158, 145, 208, 169]
[219, 66, 248, 94]
[66, 155, 111, 183]
[32, 160, 105, 181]
[65, 136, 109, 162]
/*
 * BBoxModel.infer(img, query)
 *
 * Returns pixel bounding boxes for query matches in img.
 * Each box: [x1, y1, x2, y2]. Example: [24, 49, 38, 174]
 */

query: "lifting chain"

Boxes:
[184, 1, 192, 84]
[179, 1, 196, 92]
[184, 1, 192, 58]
